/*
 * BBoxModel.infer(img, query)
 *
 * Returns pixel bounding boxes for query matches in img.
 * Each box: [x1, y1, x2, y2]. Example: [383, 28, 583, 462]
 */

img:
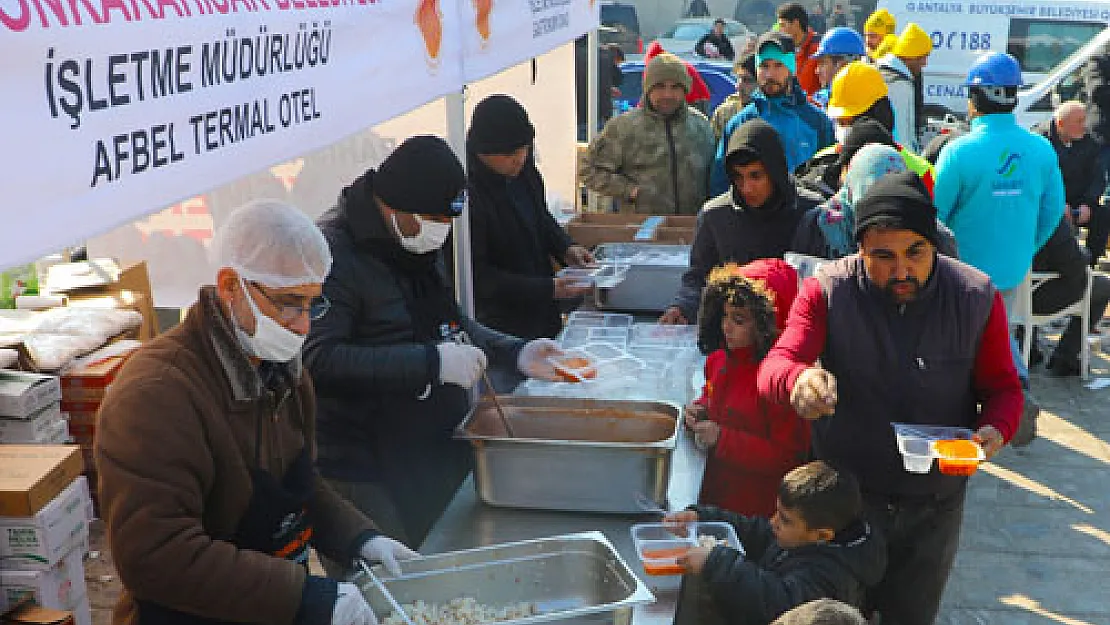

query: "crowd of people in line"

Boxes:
[87, 3, 1110, 625]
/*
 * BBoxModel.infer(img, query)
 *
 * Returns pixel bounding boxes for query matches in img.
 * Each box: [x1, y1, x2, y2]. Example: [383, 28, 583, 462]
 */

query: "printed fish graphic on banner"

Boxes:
[473, 0, 493, 45]
[416, 0, 444, 65]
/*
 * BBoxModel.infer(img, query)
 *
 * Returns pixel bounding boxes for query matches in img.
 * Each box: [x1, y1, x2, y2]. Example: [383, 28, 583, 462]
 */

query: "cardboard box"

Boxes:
[3, 604, 75, 625]
[0, 547, 88, 613]
[0, 477, 90, 569]
[565, 214, 697, 249]
[0, 446, 84, 517]
[56, 403, 98, 416]
[59, 357, 126, 392]
[0, 406, 63, 444]
[0, 373, 61, 419]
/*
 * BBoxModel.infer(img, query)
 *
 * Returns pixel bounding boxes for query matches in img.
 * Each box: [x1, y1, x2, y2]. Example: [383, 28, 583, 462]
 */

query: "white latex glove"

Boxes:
[333, 582, 377, 625]
[517, 338, 563, 381]
[437, 342, 487, 388]
[360, 535, 420, 577]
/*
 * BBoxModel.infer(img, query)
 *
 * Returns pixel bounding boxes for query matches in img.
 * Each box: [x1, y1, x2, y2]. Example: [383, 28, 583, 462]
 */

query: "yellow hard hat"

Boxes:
[863, 9, 896, 35]
[893, 23, 933, 58]
[826, 61, 889, 120]
[871, 33, 898, 59]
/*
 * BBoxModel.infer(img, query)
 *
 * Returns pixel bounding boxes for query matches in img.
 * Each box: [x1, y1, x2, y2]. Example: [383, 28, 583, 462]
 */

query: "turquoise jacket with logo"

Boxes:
[933, 113, 1064, 291]
[710, 80, 836, 196]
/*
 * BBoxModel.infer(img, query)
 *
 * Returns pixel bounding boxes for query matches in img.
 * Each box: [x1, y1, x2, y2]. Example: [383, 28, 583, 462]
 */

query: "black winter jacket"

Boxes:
[467, 151, 574, 339]
[304, 171, 524, 541]
[671, 119, 823, 319]
[692, 505, 887, 625]
[1032, 216, 1089, 315]
[1084, 50, 1110, 146]
[1033, 120, 1103, 210]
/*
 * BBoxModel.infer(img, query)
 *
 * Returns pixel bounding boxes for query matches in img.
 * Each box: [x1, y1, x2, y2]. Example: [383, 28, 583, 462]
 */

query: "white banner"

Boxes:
[460, 0, 597, 83]
[0, 0, 464, 268]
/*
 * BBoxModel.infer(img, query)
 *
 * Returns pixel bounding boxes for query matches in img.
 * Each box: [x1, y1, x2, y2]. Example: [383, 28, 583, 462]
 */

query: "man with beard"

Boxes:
[710, 31, 835, 196]
[758, 171, 1023, 625]
[711, 52, 757, 143]
[661, 119, 822, 324]
[581, 52, 714, 214]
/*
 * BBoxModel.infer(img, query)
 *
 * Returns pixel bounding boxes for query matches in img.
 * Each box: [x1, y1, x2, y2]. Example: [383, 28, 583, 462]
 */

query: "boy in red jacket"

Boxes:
[687, 259, 810, 518]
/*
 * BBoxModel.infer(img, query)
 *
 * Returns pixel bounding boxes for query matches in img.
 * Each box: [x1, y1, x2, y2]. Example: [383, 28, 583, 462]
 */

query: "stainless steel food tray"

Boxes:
[456, 397, 681, 513]
[356, 532, 655, 625]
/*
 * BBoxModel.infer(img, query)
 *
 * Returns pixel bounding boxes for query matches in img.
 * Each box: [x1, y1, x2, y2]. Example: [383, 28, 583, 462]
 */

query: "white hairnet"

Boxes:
[210, 199, 332, 288]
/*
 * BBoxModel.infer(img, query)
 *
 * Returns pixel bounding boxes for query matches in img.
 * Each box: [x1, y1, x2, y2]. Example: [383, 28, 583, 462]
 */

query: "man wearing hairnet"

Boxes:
[96, 201, 406, 625]
[304, 136, 564, 556]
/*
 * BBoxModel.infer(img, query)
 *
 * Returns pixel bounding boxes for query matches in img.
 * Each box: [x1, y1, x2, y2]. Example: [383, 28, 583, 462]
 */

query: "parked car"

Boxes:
[600, 1, 644, 55]
[614, 57, 738, 116]
[655, 18, 754, 57]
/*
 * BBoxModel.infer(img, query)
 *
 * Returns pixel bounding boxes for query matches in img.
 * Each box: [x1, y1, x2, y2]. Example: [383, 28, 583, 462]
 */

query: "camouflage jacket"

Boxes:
[580, 104, 714, 215]
[710, 94, 748, 143]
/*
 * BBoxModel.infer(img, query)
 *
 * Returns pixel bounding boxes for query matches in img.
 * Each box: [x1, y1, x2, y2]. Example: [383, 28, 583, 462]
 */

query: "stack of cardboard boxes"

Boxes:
[59, 354, 131, 500]
[0, 445, 93, 625]
[0, 375, 67, 447]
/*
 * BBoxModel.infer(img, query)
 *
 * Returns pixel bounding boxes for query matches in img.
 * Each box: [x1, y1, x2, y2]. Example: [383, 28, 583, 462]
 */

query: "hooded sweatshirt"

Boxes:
[690, 505, 887, 625]
[711, 80, 836, 195]
[693, 259, 810, 517]
[672, 119, 823, 320]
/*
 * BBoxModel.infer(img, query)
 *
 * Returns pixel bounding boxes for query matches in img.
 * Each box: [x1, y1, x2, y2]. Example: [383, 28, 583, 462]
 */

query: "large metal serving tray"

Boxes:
[357, 532, 655, 625]
[592, 243, 691, 313]
[456, 397, 681, 513]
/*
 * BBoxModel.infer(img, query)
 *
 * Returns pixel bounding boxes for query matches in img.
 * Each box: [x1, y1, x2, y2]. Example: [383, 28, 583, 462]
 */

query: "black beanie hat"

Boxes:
[467, 95, 536, 155]
[376, 135, 466, 216]
[853, 171, 939, 245]
[839, 118, 897, 168]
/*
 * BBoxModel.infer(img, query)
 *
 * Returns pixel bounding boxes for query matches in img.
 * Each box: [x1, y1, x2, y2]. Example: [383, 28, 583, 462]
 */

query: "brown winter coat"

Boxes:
[96, 287, 375, 625]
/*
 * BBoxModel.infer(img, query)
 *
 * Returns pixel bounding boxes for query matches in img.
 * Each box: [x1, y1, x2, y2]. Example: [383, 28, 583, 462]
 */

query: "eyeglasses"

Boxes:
[249, 282, 331, 322]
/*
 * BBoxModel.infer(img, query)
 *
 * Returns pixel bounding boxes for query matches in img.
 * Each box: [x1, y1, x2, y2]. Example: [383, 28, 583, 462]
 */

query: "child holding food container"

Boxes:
[687, 259, 811, 517]
[667, 461, 886, 625]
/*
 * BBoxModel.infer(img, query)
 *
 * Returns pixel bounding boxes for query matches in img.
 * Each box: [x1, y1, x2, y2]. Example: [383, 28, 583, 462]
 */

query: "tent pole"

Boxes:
[446, 90, 475, 317]
[586, 28, 600, 212]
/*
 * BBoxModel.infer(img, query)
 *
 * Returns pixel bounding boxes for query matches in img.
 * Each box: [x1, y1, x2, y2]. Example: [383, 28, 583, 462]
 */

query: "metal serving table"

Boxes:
[420, 424, 706, 625]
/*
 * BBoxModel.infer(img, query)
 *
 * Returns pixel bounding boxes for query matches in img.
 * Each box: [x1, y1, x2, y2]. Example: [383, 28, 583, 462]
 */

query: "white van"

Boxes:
[1014, 25, 1110, 127]
[877, 0, 1110, 114]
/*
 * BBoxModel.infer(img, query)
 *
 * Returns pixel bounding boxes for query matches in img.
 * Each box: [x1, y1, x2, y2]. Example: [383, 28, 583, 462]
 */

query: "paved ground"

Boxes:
[83, 339, 1110, 625]
[936, 338, 1110, 625]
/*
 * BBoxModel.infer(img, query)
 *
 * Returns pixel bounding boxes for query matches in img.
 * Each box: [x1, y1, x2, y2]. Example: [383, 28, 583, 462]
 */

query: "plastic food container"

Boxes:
[892, 423, 980, 475]
[560, 326, 631, 348]
[631, 522, 741, 576]
[557, 267, 598, 289]
[565, 311, 634, 329]
[934, 439, 985, 476]
[550, 351, 598, 382]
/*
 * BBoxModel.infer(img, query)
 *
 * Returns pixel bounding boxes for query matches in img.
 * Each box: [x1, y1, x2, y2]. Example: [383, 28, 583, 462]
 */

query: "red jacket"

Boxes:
[693, 259, 809, 517]
[795, 30, 821, 97]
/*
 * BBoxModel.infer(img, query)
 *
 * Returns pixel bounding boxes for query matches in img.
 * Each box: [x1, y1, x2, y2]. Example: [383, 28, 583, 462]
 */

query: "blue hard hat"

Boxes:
[965, 52, 1022, 87]
[814, 27, 866, 58]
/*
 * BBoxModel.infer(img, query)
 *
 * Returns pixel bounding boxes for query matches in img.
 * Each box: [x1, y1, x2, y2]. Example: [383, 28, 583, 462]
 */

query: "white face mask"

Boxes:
[234, 278, 306, 363]
[835, 124, 850, 144]
[393, 213, 452, 254]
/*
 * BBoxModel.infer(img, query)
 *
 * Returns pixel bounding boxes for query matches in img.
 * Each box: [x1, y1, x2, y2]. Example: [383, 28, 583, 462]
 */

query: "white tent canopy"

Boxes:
[2, 0, 599, 289]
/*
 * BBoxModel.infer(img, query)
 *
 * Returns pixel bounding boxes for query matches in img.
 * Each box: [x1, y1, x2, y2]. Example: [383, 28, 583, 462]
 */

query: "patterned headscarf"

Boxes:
[817, 144, 907, 258]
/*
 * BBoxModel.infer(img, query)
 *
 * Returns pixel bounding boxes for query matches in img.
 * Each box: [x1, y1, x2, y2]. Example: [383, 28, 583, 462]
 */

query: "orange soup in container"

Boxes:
[934, 439, 982, 476]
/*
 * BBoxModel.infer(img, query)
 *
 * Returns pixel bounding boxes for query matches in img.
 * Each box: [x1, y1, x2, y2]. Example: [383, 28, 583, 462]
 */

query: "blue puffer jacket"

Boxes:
[934, 113, 1065, 291]
[710, 80, 836, 196]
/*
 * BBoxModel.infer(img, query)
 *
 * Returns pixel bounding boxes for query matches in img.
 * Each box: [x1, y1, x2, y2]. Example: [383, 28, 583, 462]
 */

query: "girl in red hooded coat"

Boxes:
[686, 259, 810, 518]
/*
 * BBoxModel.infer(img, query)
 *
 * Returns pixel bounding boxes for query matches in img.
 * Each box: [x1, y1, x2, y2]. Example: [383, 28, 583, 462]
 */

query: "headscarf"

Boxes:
[816, 143, 907, 258]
